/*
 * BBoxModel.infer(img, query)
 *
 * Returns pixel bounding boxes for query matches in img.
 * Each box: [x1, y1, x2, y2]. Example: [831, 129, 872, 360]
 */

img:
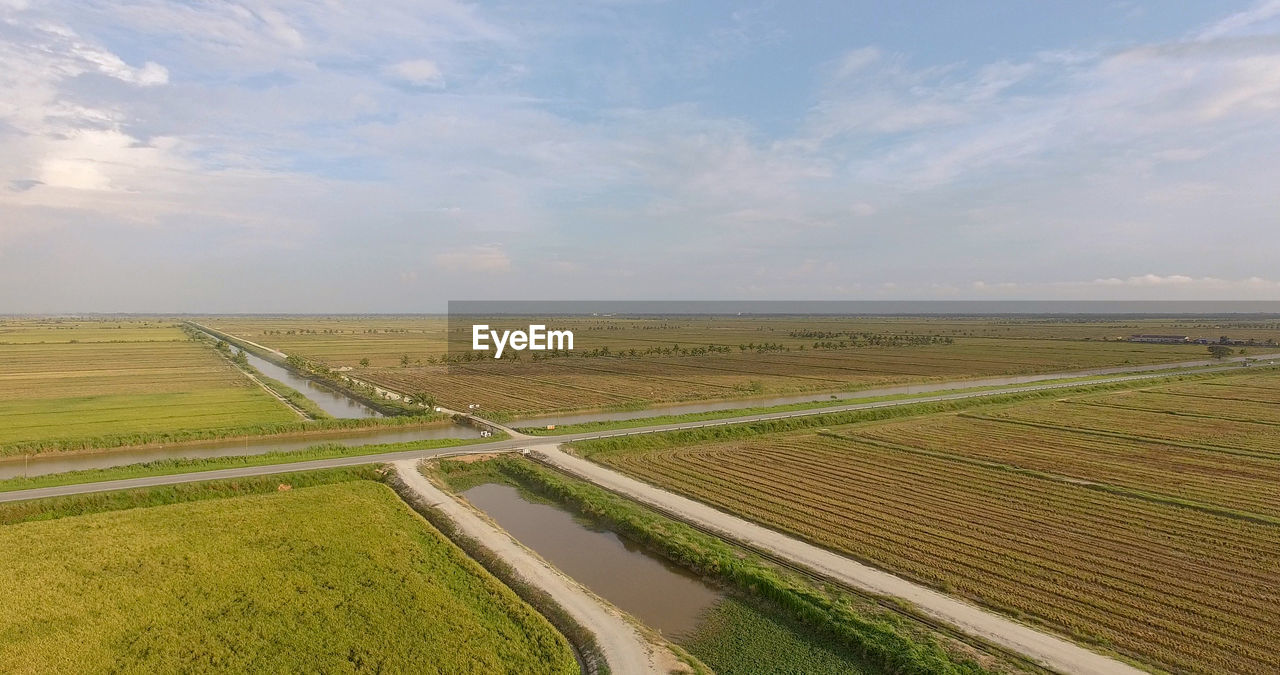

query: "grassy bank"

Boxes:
[248, 368, 333, 420]
[437, 457, 991, 675]
[685, 596, 878, 674]
[0, 434, 506, 494]
[0, 465, 381, 524]
[0, 414, 456, 458]
[0, 474, 578, 673]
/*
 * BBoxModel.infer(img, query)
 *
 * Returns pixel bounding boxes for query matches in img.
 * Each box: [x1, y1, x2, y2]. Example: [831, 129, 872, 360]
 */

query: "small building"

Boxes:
[1128, 334, 1191, 344]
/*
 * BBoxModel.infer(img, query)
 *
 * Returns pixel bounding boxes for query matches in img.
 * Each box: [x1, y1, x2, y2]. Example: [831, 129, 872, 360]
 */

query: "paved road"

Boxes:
[393, 461, 677, 675]
[530, 444, 1144, 675]
[3, 359, 1272, 504]
[435, 405, 526, 438]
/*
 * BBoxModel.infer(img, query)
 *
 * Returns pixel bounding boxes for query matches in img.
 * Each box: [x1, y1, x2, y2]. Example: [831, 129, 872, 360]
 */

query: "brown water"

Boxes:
[0, 424, 483, 479]
[462, 482, 723, 638]
[242, 351, 382, 419]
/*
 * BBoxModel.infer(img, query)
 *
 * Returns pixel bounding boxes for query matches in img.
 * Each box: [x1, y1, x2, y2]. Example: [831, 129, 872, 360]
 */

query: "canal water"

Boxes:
[461, 482, 723, 638]
[242, 351, 382, 419]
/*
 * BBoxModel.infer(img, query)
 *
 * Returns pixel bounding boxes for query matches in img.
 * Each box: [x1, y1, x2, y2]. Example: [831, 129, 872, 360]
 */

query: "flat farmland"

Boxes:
[201, 316, 450, 367]
[583, 369, 1280, 674]
[854, 414, 1280, 518]
[203, 316, 1280, 417]
[364, 336, 1229, 417]
[0, 320, 298, 454]
[979, 397, 1280, 455]
[0, 479, 577, 673]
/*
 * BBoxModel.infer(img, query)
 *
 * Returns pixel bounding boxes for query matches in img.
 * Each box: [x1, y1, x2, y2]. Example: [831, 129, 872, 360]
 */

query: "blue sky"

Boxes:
[1, 0, 1279, 311]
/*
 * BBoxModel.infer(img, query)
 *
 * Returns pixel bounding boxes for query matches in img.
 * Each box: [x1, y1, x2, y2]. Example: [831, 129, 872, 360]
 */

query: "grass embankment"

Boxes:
[0, 434, 507, 494]
[0, 469, 578, 673]
[436, 457, 991, 675]
[247, 368, 333, 420]
[514, 366, 1237, 436]
[685, 597, 877, 674]
[1, 414, 455, 457]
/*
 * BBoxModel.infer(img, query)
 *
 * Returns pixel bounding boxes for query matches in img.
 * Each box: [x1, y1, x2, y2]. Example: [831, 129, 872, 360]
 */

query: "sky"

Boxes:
[1, 0, 1279, 312]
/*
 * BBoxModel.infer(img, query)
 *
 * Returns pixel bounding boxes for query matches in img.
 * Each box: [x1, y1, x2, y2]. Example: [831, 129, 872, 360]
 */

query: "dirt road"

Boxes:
[391, 460, 679, 675]
[530, 444, 1145, 675]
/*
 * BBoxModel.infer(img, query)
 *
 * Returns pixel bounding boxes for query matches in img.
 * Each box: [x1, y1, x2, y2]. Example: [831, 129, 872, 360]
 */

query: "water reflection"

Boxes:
[462, 482, 722, 638]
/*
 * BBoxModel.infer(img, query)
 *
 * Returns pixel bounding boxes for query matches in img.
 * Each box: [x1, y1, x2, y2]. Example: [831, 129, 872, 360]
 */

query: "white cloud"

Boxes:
[71, 43, 169, 85]
[433, 244, 511, 273]
[34, 130, 188, 192]
[1, 1, 1278, 309]
[806, 9, 1280, 189]
[960, 275, 1280, 299]
[1082, 274, 1280, 289]
[388, 59, 444, 87]
[833, 46, 880, 78]
[1198, 0, 1280, 39]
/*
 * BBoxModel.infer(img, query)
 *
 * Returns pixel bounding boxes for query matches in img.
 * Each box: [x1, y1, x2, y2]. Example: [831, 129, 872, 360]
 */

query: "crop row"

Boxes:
[619, 455, 1279, 671]
[1075, 390, 1280, 425]
[979, 400, 1280, 455]
[601, 436, 1280, 673]
[853, 416, 1280, 518]
[651, 442, 1280, 588]
[1157, 379, 1280, 403]
[625, 447, 1280, 614]
[618, 454, 1277, 672]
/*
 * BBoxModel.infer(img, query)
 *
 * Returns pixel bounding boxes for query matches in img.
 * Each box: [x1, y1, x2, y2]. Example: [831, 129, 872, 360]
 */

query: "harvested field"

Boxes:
[979, 400, 1280, 455]
[592, 434, 1280, 673]
[583, 369, 1280, 674]
[855, 415, 1280, 518]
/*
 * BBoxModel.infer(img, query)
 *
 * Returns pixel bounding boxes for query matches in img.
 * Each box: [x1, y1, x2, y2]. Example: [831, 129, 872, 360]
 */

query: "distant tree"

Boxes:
[400, 354, 411, 367]
[360, 357, 370, 367]
[409, 392, 436, 409]
[1208, 345, 1233, 359]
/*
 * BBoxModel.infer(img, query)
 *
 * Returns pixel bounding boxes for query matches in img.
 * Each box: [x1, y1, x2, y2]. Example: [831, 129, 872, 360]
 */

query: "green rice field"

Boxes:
[0, 478, 578, 674]
[0, 320, 298, 454]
